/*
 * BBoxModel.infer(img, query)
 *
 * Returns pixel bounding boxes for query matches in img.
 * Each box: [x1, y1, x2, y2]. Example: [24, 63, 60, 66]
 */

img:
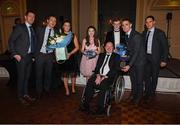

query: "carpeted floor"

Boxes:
[0, 78, 179, 124]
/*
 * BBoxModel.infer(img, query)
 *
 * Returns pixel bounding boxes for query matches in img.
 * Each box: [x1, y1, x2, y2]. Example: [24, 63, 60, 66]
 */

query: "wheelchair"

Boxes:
[80, 71, 125, 116]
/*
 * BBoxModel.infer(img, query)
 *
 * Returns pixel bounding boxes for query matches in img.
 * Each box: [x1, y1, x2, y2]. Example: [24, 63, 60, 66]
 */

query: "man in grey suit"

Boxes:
[121, 18, 145, 105]
[35, 15, 59, 99]
[9, 10, 36, 105]
[143, 16, 169, 101]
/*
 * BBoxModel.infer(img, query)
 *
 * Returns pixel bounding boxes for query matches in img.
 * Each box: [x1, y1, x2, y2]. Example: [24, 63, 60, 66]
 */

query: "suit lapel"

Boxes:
[39, 27, 46, 47]
[108, 53, 114, 68]
[22, 23, 29, 33]
[128, 30, 135, 44]
[152, 28, 157, 45]
[101, 53, 106, 65]
[110, 31, 114, 43]
[22, 23, 30, 42]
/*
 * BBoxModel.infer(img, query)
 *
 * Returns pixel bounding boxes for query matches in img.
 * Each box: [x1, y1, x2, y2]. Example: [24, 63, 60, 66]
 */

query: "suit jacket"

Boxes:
[94, 52, 120, 79]
[127, 30, 145, 67]
[142, 28, 169, 64]
[35, 26, 59, 56]
[105, 29, 125, 47]
[8, 23, 36, 57]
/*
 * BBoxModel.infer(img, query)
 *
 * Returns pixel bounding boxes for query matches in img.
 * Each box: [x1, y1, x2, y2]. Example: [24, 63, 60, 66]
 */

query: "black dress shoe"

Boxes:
[126, 95, 134, 102]
[79, 103, 90, 112]
[133, 99, 141, 106]
[143, 94, 150, 100]
[23, 95, 36, 102]
[19, 98, 30, 106]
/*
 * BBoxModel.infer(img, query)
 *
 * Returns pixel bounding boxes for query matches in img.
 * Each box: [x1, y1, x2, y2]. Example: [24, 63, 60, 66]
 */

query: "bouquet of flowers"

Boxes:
[46, 31, 73, 51]
[115, 43, 129, 68]
[46, 32, 73, 62]
[115, 43, 128, 57]
[83, 50, 97, 59]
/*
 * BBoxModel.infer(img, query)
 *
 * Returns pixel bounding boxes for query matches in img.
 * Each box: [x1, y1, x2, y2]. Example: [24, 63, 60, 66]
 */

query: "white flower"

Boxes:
[56, 36, 65, 43]
[50, 40, 56, 44]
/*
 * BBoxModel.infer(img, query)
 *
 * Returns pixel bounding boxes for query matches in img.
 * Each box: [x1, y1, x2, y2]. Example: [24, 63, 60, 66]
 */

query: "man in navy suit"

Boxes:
[35, 15, 59, 99]
[121, 18, 145, 105]
[143, 16, 169, 101]
[79, 42, 120, 116]
[105, 17, 125, 48]
[9, 10, 36, 105]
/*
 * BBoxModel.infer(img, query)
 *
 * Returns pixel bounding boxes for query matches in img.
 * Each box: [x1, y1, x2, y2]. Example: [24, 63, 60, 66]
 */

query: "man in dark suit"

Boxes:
[8, 10, 36, 105]
[143, 16, 169, 100]
[105, 17, 125, 48]
[121, 18, 145, 105]
[35, 15, 59, 99]
[79, 42, 120, 116]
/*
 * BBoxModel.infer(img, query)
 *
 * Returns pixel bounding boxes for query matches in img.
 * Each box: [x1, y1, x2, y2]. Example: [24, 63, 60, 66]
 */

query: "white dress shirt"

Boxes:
[100, 53, 111, 76]
[40, 27, 54, 53]
[114, 31, 120, 48]
[147, 27, 155, 54]
[25, 22, 32, 53]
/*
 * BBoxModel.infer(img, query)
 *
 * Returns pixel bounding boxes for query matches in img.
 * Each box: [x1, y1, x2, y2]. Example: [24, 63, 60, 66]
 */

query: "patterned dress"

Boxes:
[80, 44, 98, 77]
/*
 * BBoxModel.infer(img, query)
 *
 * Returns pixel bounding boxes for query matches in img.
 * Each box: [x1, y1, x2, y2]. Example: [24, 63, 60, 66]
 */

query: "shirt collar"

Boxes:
[114, 30, 120, 32]
[46, 26, 52, 30]
[25, 22, 31, 28]
[148, 27, 155, 32]
[106, 52, 112, 56]
[126, 28, 132, 36]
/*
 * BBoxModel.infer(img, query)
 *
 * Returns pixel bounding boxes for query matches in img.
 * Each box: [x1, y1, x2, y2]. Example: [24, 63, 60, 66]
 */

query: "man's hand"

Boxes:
[121, 65, 130, 72]
[95, 75, 101, 85]
[160, 62, 167, 67]
[14, 55, 21, 62]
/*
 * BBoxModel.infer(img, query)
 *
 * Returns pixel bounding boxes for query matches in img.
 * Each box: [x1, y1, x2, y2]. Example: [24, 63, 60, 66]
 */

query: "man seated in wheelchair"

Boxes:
[79, 41, 120, 116]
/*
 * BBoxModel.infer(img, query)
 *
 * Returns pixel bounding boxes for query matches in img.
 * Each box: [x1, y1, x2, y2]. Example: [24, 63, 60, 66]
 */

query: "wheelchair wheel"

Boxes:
[114, 75, 125, 103]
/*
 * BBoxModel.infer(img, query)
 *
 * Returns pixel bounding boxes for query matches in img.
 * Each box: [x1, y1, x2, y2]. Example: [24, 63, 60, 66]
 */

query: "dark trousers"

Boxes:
[144, 55, 160, 97]
[129, 64, 144, 101]
[16, 54, 33, 98]
[35, 53, 54, 95]
[84, 74, 113, 109]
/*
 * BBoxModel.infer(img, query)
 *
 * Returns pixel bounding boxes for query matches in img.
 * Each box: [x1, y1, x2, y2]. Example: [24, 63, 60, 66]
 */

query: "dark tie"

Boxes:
[101, 54, 110, 74]
[125, 34, 129, 41]
[46, 28, 52, 53]
[145, 31, 151, 52]
[29, 26, 35, 53]
[48, 28, 52, 40]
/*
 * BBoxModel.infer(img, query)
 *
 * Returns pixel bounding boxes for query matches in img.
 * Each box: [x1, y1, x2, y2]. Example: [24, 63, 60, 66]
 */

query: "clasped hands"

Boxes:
[95, 74, 108, 85]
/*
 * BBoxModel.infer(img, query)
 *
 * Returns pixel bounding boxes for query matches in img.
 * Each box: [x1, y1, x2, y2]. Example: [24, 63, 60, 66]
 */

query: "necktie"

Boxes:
[146, 31, 151, 43]
[29, 26, 35, 53]
[125, 34, 129, 41]
[145, 31, 151, 52]
[46, 28, 52, 53]
[101, 54, 110, 74]
[47, 28, 52, 40]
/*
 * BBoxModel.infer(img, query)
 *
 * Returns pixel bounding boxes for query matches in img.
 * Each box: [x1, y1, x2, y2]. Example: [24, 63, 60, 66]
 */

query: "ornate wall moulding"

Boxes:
[151, 0, 180, 10]
[0, 0, 19, 16]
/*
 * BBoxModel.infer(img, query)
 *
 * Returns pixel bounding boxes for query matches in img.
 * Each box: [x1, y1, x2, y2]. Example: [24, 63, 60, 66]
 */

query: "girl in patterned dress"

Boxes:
[80, 26, 101, 81]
